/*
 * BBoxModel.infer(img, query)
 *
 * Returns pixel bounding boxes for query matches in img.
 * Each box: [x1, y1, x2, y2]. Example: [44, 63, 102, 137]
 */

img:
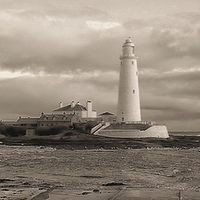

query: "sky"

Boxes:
[0, 0, 200, 131]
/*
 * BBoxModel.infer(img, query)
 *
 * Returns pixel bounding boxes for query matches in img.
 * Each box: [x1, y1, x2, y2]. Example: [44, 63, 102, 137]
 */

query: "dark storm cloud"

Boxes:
[0, 72, 118, 119]
[140, 70, 200, 97]
[161, 71, 200, 98]
[139, 68, 200, 125]
[142, 105, 200, 123]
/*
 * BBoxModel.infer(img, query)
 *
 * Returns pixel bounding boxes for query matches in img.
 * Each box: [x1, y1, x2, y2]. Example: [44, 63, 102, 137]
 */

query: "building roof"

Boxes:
[38, 113, 77, 122]
[16, 117, 39, 124]
[99, 112, 114, 116]
[53, 104, 87, 112]
[1, 120, 17, 125]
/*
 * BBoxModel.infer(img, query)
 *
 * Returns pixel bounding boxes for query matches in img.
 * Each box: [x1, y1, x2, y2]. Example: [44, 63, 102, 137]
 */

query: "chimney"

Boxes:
[71, 100, 75, 108]
[86, 100, 92, 117]
[59, 102, 63, 108]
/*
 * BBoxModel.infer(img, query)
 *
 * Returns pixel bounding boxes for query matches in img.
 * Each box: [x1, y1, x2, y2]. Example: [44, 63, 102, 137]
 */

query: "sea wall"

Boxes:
[97, 125, 169, 138]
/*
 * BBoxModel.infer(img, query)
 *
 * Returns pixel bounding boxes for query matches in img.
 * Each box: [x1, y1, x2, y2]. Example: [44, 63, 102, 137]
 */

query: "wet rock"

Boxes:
[80, 175, 103, 179]
[22, 181, 30, 185]
[31, 190, 49, 200]
[102, 182, 125, 186]
[173, 169, 179, 175]
[0, 179, 13, 183]
[93, 189, 100, 193]
[82, 191, 91, 195]
[1, 188, 9, 191]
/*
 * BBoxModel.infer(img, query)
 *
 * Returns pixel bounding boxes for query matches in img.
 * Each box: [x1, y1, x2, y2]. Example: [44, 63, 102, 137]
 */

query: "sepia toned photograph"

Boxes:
[0, 0, 199, 199]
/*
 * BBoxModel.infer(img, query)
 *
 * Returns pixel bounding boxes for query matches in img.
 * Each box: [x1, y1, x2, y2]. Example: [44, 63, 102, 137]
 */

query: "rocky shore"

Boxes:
[0, 145, 199, 199]
[0, 131, 200, 149]
[0, 132, 199, 199]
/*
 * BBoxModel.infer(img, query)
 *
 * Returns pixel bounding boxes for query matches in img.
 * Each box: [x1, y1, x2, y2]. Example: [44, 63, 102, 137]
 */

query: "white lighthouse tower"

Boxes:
[95, 38, 169, 138]
[117, 38, 141, 122]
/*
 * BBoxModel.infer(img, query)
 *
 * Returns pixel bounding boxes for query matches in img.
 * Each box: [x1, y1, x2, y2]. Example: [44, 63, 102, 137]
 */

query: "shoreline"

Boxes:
[0, 134, 199, 149]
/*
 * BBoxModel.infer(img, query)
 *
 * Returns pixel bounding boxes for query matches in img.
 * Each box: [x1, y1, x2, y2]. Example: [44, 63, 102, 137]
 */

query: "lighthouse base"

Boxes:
[95, 123, 169, 139]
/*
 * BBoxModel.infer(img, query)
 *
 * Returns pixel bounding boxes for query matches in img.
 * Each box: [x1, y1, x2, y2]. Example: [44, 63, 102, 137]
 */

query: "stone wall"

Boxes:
[97, 125, 169, 138]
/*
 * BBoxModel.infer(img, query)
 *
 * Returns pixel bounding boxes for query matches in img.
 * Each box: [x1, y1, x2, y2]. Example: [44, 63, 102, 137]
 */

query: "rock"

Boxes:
[93, 189, 100, 193]
[22, 181, 30, 185]
[102, 182, 125, 186]
[82, 191, 91, 195]
[173, 169, 179, 175]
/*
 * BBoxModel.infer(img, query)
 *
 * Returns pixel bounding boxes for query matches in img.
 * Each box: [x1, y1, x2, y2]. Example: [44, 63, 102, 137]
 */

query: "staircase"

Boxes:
[91, 122, 110, 135]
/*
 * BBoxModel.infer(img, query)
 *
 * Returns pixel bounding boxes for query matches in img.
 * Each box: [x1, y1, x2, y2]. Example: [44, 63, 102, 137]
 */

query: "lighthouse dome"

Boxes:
[126, 38, 132, 43]
[123, 37, 135, 47]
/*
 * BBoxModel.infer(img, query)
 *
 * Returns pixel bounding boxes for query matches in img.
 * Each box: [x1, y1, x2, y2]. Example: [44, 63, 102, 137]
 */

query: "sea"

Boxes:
[169, 131, 200, 136]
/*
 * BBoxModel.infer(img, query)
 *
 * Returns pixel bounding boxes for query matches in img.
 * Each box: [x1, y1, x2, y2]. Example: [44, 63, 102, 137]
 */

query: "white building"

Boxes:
[117, 38, 141, 122]
[52, 100, 97, 119]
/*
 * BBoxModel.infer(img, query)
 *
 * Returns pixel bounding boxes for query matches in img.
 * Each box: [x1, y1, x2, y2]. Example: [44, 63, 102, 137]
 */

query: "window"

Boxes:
[132, 61, 134, 65]
[122, 117, 125, 122]
[31, 124, 37, 127]
[133, 90, 135, 93]
[121, 61, 122, 65]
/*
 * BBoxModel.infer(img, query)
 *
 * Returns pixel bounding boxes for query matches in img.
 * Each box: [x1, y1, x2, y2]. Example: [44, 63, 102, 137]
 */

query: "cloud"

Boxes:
[86, 21, 121, 30]
[121, 12, 200, 128]
[0, 5, 124, 74]
[139, 67, 200, 130]
[121, 11, 200, 75]
[0, 71, 118, 119]
[0, 70, 33, 79]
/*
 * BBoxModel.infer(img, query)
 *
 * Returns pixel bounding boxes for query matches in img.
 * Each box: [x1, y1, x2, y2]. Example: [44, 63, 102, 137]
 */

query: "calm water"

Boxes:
[169, 131, 200, 136]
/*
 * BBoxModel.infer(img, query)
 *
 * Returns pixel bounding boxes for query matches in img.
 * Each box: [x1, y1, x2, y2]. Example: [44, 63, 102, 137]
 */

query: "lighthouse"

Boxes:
[117, 38, 141, 122]
[95, 38, 169, 138]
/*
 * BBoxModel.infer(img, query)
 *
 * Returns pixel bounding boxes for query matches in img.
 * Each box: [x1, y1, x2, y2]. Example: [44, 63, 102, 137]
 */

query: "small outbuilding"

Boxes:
[99, 112, 116, 123]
